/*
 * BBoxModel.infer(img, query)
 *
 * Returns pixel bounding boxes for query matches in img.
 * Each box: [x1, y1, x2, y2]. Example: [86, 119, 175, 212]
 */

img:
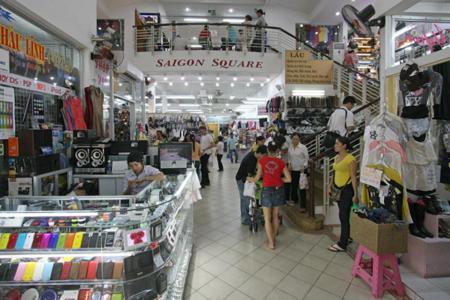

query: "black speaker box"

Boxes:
[18, 129, 52, 156]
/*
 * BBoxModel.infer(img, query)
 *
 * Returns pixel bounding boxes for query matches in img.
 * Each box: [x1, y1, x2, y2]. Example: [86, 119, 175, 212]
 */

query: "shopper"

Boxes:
[243, 15, 253, 51]
[228, 134, 238, 163]
[327, 136, 359, 252]
[327, 95, 356, 138]
[249, 142, 291, 250]
[216, 136, 224, 172]
[288, 133, 309, 210]
[186, 134, 201, 178]
[251, 135, 266, 152]
[199, 25, 211, 49]
[344, 49, 357, 69]
[236, 145, 268, 225]
[199, 126, 215, 188]
[252, 9, 267, 52]
[123, 150, 165, 195]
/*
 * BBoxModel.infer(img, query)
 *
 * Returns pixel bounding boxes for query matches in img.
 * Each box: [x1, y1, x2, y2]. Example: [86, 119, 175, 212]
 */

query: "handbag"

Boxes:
[329, 179, 351, 203]
[299, 173, 309, 190]
[243, 181, 256, 198]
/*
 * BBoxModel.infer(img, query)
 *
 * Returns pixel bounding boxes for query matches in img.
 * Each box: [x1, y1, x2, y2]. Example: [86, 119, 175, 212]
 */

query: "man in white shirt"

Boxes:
[287, 133, 309, 209]
[199, 126, 215, 187]
[327, 96, 356, 137]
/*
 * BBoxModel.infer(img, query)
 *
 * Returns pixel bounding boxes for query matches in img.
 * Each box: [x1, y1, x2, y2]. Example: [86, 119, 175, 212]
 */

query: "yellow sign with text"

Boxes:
[285, 50, 333, 84]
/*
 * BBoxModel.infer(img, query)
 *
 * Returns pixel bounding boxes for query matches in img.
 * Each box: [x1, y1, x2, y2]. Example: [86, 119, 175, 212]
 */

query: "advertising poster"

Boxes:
[138, 13, 161, 24]
[0, 86, 15, 139]
[97, 19, 125, 51]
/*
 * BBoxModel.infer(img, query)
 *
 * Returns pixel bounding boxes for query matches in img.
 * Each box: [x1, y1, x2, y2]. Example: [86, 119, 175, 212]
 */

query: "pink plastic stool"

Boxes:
[351, 245, 406, 298]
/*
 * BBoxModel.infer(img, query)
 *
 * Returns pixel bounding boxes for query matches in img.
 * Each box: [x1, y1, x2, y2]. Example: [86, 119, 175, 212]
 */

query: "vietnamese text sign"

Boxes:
[361, 166, 383, 189]
[285, 50, 333, 84]
[0, 70, 69, 96]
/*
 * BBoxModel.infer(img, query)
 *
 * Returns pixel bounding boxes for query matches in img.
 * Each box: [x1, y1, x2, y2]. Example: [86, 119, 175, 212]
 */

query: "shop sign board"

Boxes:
[0, 69, 69, 96]
[0, 85, 14, 139]
[285, 50, 333, 84]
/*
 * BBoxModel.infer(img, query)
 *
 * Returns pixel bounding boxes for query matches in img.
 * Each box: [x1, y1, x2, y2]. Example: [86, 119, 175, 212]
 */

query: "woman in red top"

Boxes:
[249, 142, 291, 249]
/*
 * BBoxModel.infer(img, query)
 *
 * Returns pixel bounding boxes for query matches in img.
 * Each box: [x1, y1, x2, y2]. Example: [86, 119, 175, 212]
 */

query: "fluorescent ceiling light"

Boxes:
[246, 83, 250, 87]
[265, 78, 270, 82]
[200, 82, 204, 86]
[179, 104, 200, 107]
[260, 83, 264, 87]
[228, 8, 234, 13]
[163, 77, 168, 81]
[180, 76, 185, 80]
[216, 77, 220, 81]
[184, 18, 208, 22]
[292, 89, 325, 96]
[216, 82, 220, 87]
[198, 76, 202, 81]
[185, 7, 190, 12]
[169, 82, 173, 86]
[184, 82, 189, 86]
[226, 103, 230, 106]
[335, 12, 340, 16]
[186, 110, 203, 113]
[167, 95, 195, 100]
[223, 19, 244, 23]
[246, 97, 267, 101]
[156, 103, 171, 107]
[242, 101, 266, 105]
[250, 77, 254, 81]
[0, 211, 98, 218]
[189, 44, 203, 48]
[230, 83, 235, 87]
[233, 77, 237, 81]
[167, 109, 182, 112]
[230, 96, 235, 100]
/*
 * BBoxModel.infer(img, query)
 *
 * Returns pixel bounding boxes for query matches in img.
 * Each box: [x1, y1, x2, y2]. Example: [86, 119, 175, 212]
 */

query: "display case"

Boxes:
[0, 171, 197, 300]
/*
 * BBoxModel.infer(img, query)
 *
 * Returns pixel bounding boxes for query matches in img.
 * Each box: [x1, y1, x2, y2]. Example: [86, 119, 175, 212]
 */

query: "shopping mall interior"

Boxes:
[0, 0, 449, 299]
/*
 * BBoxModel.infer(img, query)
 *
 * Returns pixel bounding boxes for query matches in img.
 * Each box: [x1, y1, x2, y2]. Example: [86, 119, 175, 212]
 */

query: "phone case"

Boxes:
[64, 233, 75, 248]
[112, 262, 124, 279]
[80, 233, 90, 248]
[32, 232, 44, 249]
[111, 293, 123, 300]
[13, 262, 26, 281]
[102, 262, 114, 279]
[97, 232, 107, 248]
[104, 232, 115, 247]
[69, 262, 80, 279]
[42, 262, 54, 281]
[96, 262, 104, 279]
[56, 233, 67, 249]
[88, 233, 99, 248]
[48, 232, 59, 248]
[72, 232, 84, 249]
[23, 233, 35, 249]
[40, 233, 51, 248]
[32, 262, 44, 281]
[6, 232, 18, 249]
[86, 261, 98, 279]
[78, 289, 92, 300]
[0, 264, 9, 281]
[6, 263, 18, 281]
[78, 261, 89, 279]
[15, 233, 27, 249]
[60, 261, 72, 280]
[22, 261, 36, 281]
[0, 233, 11, 249]
[50, 262, 63, 280]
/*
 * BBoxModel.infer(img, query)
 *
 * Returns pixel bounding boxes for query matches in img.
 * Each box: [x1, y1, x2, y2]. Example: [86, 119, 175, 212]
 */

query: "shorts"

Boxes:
[261, 187, 285, 208]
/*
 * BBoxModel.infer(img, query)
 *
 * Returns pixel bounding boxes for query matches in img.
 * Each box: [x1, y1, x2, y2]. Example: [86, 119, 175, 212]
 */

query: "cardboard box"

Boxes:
[350, 212, 408, 254]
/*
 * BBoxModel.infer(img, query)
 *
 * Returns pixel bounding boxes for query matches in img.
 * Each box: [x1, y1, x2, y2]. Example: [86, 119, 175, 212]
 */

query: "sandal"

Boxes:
[327, 244, 345, 252]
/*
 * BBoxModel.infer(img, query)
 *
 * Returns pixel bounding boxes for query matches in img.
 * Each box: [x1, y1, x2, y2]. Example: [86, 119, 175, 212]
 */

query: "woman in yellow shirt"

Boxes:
[186, 134, 202, 178]
[327, 136, 359, 252]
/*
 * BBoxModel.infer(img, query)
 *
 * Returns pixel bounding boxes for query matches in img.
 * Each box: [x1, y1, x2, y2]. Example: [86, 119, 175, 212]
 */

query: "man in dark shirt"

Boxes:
[236, 145, 267, 225]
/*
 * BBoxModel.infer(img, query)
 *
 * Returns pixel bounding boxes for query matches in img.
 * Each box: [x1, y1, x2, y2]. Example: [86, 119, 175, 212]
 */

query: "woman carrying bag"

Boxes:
[287, 133, 309, 210]
[248, 142, 291, 250]
[327, 136, 359, 252]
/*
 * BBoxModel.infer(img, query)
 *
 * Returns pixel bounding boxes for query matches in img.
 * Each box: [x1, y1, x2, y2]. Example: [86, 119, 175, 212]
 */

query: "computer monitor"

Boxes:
[158, 143, 192, 174]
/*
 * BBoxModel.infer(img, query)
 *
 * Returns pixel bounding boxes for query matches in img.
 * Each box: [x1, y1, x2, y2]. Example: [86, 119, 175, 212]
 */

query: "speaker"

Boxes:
[73, 142, 110, 174]
[18, 129, 52, 156]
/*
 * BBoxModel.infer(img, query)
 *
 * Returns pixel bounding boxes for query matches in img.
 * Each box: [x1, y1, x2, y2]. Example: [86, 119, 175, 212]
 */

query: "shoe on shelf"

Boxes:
[409, 224, 427, 238]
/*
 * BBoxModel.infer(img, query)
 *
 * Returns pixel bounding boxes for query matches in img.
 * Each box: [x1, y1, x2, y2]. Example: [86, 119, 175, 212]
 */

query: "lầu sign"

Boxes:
[0, 24, 45, 64]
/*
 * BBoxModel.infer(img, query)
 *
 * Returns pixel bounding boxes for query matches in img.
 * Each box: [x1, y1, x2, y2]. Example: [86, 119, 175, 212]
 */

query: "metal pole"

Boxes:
[308, 159, 315, 219]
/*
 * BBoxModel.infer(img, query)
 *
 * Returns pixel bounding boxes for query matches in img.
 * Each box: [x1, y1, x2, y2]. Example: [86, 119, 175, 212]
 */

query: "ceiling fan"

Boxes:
[341, 4, 385, 37]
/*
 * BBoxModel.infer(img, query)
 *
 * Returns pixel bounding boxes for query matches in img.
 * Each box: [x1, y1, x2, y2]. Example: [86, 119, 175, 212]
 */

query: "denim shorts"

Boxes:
[261, 187, 286, 208]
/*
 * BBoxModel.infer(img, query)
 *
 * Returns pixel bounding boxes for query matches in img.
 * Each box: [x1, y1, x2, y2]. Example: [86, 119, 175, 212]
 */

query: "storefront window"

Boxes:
[393, 18, 450, 65]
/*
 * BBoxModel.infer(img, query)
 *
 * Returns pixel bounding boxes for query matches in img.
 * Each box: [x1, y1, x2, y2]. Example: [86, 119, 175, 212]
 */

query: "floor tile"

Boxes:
[324, 261, 354, 282]
[278, 246, 308, 263]
[290, 239, 315, 252]
[197, 278, 235, 300]
[331, 252, 355, 268]
[203, 229, 228, 242]
[202, 242, 230, 256]
[231, 241, 259, 255]
[187, 292, 209, 300]
[314, 273, 350, 297]
[254, 265, 287, 285]
[344, 284, 375, 300]
[188, 268, 215, 290]
[216, 235, 241, 248]
[427, 277, 450, 292]
[234, 256, 265, 274]
[276, 275, 312, 299]
[247, 247, 277, 263]
[239, 277, 275, 300]
[289, 263, 322, 284]
[267, 255, 298, 274]
[299, 233, 324, 244]
[264, 288, 297, 300]
[217, 249, 246, 265]
[418, 291, 450, 300]
[201, 258, 232, 276]
[194, 237, 215, 249]
[310, 245, 337, 261]
[225, 290, 253, 300]
[218, 266, 251, 289]
[301, 253, 330, 271]
[191, 250, 215, 268]
[304, 287, 342, 300]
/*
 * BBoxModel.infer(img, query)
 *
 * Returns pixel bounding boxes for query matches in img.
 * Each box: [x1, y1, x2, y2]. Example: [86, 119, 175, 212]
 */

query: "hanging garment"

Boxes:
[69, 96, 87, 130]
[361, 164, 412, 224]
[63, 95, 75, 131]
[84, 87, 94, 129]
[433, 61, 450, 120]
[89, 86, 104, 137]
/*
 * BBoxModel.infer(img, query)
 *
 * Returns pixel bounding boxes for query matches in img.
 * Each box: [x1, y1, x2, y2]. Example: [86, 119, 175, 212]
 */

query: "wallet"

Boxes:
[60, 261, 72, 280]
[102, 262, 114, 279]
[50, 262, 63, 280]
[78, 261, 89, 279]
[80, 233, 90, 248]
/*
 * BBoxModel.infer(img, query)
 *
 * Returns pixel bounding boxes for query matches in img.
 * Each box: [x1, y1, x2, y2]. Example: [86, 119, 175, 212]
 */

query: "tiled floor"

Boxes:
[185, 160, 450, 300]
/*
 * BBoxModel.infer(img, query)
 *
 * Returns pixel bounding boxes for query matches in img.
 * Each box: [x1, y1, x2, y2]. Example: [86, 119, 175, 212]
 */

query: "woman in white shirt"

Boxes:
[288, 133, 309, 210]
[216, 136, 225, 172]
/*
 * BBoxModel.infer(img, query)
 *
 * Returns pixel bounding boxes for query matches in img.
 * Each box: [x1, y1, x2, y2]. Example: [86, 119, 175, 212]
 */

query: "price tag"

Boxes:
[361, 167, 383, 189]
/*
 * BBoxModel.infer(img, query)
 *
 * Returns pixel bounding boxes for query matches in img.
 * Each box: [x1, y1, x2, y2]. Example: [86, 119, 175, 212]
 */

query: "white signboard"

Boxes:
[0, 70, 69, 96]
[0, 48, 9, 72]
[361, 166, 383, 189]
[0, 86, 14, 139]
